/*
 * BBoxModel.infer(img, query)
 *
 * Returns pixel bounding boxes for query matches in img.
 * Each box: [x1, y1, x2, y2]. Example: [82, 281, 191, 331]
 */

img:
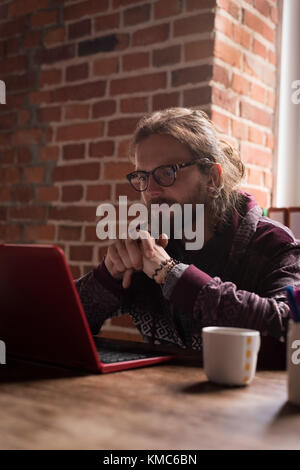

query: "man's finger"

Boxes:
[122, 268, 134, 289]
[157, 233, 169, 249]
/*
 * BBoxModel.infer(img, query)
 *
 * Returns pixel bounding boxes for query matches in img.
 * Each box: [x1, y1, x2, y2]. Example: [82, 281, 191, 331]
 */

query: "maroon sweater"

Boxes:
[75, 193, 300, 369]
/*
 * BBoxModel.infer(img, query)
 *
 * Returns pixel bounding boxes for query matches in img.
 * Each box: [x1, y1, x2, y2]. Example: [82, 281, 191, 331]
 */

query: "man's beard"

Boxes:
[145, 186, 208, 240]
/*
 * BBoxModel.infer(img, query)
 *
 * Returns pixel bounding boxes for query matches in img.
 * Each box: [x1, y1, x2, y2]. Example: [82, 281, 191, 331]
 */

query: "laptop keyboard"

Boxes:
[93, 337, 169, 364]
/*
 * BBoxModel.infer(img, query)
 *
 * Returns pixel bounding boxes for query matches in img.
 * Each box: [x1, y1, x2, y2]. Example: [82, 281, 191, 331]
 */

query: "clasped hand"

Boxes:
[104, 230, 171, 288]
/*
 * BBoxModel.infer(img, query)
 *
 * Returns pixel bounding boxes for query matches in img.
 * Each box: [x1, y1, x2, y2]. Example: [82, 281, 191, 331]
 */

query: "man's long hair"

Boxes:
[129, 107, 247, 233]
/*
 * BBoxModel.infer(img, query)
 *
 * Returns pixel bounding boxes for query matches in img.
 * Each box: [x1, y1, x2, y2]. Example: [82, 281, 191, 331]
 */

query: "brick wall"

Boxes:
[0, 0, 278, 340]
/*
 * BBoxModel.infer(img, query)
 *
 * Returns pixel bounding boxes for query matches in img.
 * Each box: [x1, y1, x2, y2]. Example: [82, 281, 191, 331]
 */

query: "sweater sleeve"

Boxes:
[74, 260, 125, 335]
[162, 244, 300, 342]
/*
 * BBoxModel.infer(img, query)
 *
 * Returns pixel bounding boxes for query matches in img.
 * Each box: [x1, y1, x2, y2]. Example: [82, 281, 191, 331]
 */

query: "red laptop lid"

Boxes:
[0, 244, 101, 372]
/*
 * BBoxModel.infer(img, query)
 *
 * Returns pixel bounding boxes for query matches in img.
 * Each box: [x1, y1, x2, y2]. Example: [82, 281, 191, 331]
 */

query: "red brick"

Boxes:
[52, 163, 100, 182]
[240, 101, 272, 128]
[0, 224, 21, 242]
[253, 39, 267, 59]
[183, 86, 212, 107]
[12, 185, 34, 203]
[233, 23, 251, 49]
[267, 90, 275, 108]
[37, 186, 59, 202]
[251, 83, 266, 104]
[0, 55, 26, 75]
[49, 206, 96, 222]
[132, 24, 169, 46]
[9, 206, 47, 221]
[124, 4, 150, 25]
[266, 133, 274, 150]
[268, 49, 275, 66]
[172, 65, 212, 87]
[66, 63, 89, 82]
[217, 0, 240, 19]
[56, 122, 104, 141]
[25, 224, 55, 241]
[19, 110, 31, 126]
[247, 167, 263, 185]
[93, 57, 119, 76]
[31, 9, 58, 28]
[153, 45, 181, 67]
[174, 13, 214, 37]
[39, 106, 61, 123]
[34, 44, 75, 66]
[0, 17, 27, 39]
[270, 6, 278, 24]
[40, 68, 62, 86]
[24, 31, 41, 49]
[117, 139, 131, 158]
[0, 133, 11, 147]
[58, 225, 82, 241]
[215, 39, 242, 68]
[186, 0, 216, 10]
[40, 146, 60, 162]
[244, 55, 275, 87]
[110, 72, 166, 95]
[89, 140, 114, 157]
[44, 27, 65, 46]
[122, 52, 149, 72]
[213, 64, 231, 88]
[0, 112, 17, 129]
[184, 39, 213, 62]
[52, 80, 106, 102]
[68, 19, 91, 40]
[254, 0, 270, 17]
[30, 90, 51, 104]
[0, 186, 11, 202]
[70, 245, 93, 262]
[86, 184, 111, 201]
[69, 265, 81, 279]
[121, 97, 148, 114]
[240, 142, 272, 167]
[0, 207, 7, 221]
[248, 126, 264, 145]
[215, 13, 233, 37]
[64, 0, 109, 21]
[65, 104, 89, 120]
[16, 148, 31, 164]
[9, 0, 48, 16]
[4, 37, 19, 55]
[212, 87, 237, 114]
[12, 129, 44, 146]
[108, 117, 140, 136]
[231, 119, 248, 140]
[104, 161, 134, 180]
[113, 0, 146, 8]
[6, 93, 26, 109]
[232, 73, 250, 95]
[62, 185, 84, 202]
[264, 171, 273, 189]
[152, 92, 179, 111]
[211, 109, 230, 133]
[84, 226, 100, 242]
[63, 143, 85, 160]
[1, 149, 15, 164]
[92, 100, 116, 118]
[243, 9, 275, 43]
[94, 13, 119, 32]
[154, 0, 181, 18]
[24, 166, 45, 183]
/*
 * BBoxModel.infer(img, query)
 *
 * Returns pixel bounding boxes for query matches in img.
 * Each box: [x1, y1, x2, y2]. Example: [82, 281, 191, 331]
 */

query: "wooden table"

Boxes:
[0, 353, 300, 450]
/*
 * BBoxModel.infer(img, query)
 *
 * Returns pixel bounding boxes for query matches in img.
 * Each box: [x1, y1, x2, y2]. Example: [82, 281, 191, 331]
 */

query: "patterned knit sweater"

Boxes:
[74, 193, 300, 368]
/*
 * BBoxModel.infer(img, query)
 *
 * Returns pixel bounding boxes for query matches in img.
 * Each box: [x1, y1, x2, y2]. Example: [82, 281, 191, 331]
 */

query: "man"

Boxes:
[75, 108, 300, 368]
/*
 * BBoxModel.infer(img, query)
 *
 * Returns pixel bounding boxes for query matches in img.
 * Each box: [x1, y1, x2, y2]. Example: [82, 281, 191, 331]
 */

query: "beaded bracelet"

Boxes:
[152, 258, 180, 284]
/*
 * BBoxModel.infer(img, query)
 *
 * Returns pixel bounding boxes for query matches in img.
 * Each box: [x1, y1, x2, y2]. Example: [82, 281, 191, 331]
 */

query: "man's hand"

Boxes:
[104, 232, 169, 289]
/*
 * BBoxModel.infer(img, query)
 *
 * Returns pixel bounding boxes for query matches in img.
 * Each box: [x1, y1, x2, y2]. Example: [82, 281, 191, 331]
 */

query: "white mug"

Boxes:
[202, 327, 261, 386]
[287, 319, 300, 406]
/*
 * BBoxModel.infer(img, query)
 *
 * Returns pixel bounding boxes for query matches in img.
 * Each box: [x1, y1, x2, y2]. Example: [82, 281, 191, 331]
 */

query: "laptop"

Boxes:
[0, 244, 175, 373]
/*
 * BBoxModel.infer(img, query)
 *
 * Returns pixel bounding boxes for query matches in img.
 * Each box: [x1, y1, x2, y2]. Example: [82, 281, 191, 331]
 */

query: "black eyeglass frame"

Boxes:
[126, 158, 206, 192]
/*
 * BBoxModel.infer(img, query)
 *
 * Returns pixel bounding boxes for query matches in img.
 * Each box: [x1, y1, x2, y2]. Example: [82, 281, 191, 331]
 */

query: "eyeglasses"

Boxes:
[126, 158, 209, 192]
